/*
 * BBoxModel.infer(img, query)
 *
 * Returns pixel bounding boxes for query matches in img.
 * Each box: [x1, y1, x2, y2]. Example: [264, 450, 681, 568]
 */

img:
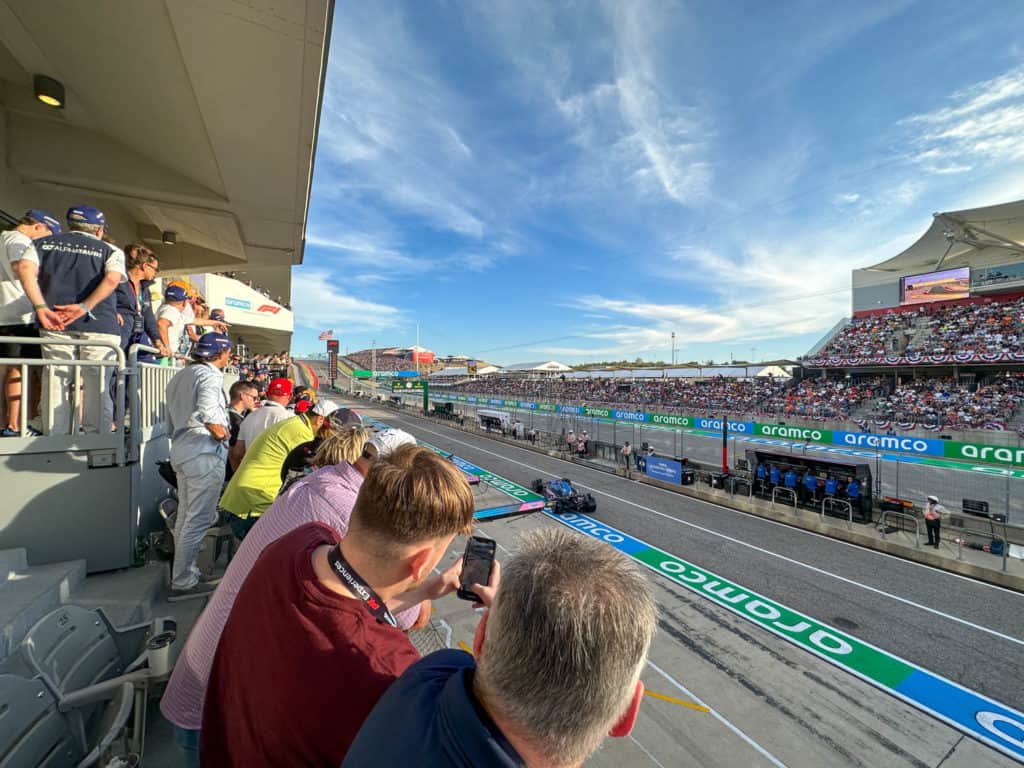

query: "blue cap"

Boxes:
[257, 367, 270, 375]
[66, 205, 106, 227]
[26, 209, 62, 235]
[164, 284, 188, 301]
[210, 309, 226, 322]
[194, 332, 232, 358]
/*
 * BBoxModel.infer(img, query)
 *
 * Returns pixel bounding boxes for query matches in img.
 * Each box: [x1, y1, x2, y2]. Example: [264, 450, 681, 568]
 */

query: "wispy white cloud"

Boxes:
[291, 269, 405, 331]
[902, 65, 1024, 168]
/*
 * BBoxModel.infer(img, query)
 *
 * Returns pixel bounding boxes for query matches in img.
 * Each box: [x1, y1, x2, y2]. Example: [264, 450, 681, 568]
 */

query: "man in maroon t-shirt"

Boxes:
[201, 444, 476, 766]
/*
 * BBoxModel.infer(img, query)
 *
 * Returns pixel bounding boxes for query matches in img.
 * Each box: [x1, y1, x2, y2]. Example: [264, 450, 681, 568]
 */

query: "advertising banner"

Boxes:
[755, 423, 834, 443]
[518, 401, 538, 409]
[611, 408, 646, 422]
[648, 412, 692, 427]
[694, 417, 755, 434]
[831, 431, 945, 457]
[646, 456, 683, 484]
[944, 441, 1024, 467]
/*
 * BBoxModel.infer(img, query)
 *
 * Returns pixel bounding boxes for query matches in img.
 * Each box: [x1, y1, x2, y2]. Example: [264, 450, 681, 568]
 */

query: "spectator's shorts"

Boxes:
[0, 324, 41, 359]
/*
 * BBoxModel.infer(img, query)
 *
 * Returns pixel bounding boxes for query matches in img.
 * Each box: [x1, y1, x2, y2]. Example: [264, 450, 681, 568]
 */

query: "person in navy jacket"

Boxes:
[345, 528, 658, 768]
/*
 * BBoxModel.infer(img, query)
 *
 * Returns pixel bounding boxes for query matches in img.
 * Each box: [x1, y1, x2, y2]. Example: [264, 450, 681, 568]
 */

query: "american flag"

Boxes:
[318, 329, 334, 340]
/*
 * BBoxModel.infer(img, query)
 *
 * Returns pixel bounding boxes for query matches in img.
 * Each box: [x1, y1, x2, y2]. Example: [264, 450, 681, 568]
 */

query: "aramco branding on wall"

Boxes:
[419, 391, 1023, 467]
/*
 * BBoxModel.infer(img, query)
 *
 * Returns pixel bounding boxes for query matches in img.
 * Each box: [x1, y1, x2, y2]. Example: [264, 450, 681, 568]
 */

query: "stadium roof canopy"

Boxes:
[503, 361, 573, 372]
[0, 0, 332, 302]
[430, 365, 500, 377]
[867, 198, 1024, 273]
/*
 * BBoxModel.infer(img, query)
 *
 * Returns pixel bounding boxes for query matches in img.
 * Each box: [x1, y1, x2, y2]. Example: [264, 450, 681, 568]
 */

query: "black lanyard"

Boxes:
[326, 546, 397, 627]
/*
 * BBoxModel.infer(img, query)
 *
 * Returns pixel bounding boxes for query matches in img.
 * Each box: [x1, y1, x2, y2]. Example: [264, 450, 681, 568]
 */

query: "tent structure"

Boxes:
[868, 199, 1024, 274]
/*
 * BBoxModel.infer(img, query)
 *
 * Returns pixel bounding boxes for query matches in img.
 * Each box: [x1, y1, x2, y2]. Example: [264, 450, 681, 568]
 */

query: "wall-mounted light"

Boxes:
[162, 231, 177, 245]
[33, 74, 65, 108]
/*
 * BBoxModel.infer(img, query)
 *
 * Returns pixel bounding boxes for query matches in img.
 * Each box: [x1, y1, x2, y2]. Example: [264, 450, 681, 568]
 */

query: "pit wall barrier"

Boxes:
[416, 391, 1024, 469]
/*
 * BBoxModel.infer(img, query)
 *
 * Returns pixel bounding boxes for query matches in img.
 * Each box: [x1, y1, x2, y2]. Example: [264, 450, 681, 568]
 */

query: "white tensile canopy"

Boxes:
[868, 199, 1024, 273]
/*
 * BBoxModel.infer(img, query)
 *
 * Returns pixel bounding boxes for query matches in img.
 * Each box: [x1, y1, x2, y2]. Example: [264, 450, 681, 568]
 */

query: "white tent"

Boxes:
[502, 361, 572, 372]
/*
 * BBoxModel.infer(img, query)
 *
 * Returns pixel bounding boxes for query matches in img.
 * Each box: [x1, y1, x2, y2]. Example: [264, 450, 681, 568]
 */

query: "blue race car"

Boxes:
[532, 477, 597, 514]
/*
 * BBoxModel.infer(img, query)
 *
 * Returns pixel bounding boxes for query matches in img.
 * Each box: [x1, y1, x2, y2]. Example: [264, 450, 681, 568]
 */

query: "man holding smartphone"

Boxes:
[200, 444, 476, 767]
[345, 528, 658, 767]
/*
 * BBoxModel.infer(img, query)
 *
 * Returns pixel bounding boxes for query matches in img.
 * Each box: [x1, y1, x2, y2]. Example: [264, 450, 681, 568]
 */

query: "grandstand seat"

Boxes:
[0, 672, 133, 768]
[19, 606, 176, 758]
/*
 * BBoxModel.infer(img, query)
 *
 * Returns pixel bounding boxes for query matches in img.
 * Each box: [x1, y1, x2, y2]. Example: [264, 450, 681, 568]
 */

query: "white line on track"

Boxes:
[627, 734, 669, 768]
[393, 416, 1024, 647]
[646, 660, 788, 768]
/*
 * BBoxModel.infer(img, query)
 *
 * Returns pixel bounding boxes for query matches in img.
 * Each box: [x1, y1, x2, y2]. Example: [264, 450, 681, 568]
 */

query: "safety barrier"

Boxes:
[880, 509, 920, 548]
[0, 335, 126, 464]
[821, 497, 853, 530]
[771, 487, 797, 509]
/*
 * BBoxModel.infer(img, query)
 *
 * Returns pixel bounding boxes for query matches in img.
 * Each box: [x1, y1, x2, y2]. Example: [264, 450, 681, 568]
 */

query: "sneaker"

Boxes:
[26, 425, 42, 436]
[199, 573, 223, 585]
[0, 428, 17, 437]
[170, 582, 216, 597]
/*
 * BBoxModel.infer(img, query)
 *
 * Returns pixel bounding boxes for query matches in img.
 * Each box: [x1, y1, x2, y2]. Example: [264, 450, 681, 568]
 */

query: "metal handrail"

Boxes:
[771, 487, 797, 509]
[821, 498, 853, 530]
[949, 517, 1010, 572]
[729, 476, 753, 497]
[880, 510, 920, 548]
[0, 335, 126, 465]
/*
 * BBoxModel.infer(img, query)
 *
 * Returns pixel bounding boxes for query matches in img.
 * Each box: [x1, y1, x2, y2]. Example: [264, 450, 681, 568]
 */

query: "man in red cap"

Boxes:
[228, 376, 292, 471]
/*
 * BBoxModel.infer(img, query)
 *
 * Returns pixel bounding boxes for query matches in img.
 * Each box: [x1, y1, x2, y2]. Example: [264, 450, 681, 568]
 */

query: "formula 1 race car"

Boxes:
[531, 477, 597, 514]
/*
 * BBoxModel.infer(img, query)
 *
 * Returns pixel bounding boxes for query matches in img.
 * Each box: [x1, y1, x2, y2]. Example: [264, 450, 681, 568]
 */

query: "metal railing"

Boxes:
[950, 515, 1009, 572]
[879, 509, 920, 548]
[728, 476, 753, 497]
[821, 498, 853, 530]
[771, 487, 797, 509]
[0, 335, 126, 465]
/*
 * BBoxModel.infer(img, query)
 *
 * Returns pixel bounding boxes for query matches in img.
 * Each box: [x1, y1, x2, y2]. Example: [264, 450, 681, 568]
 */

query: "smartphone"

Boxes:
[458, 536, 497, 602]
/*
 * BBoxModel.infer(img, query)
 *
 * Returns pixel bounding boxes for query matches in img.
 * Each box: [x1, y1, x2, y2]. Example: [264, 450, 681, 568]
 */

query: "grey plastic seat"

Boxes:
[0, 673, 132, 768]
[20, 606, 175, 759]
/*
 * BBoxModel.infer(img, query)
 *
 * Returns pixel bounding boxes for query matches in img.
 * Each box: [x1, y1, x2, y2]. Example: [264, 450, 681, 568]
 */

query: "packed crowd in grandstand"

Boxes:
[210, 270, 292, 309]
[440, 371, 1024, 431]
[818, 295, 1024, 360]
[343, 349, 419, 372]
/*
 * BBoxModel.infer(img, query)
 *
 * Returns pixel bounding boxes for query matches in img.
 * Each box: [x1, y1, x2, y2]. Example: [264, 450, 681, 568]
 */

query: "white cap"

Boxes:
[927, 495, 938, 503]
[367, 428, 417, 458]
[311, 398, 339, 417]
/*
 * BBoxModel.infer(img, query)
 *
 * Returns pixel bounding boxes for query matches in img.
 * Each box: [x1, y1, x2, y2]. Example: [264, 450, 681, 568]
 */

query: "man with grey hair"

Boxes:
[344, 527, 658, 767]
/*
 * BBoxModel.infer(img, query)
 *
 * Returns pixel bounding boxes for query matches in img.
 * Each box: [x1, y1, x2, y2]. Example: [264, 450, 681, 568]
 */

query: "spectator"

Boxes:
[0, 209, 60, 436]
[219, 398, 339, 540]
[225, 381, 258, 482]
[228, 376, 293, 470]
[21, 205, 125, 435]
[345, 528, 657, 768]
[280, 406, 362, 489]
[115, 244, 166, 361]
[566, 429, 576, 453]
[157, 284, 189, 363]
[164, 332, 233, 597]
[621, 441, 632, 471]
[200, 444, 475, 766]
[161, 426, 422, 765]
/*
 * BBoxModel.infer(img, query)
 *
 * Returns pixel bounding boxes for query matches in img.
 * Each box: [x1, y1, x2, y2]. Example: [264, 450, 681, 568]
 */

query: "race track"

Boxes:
[332, 389, 1024, 767]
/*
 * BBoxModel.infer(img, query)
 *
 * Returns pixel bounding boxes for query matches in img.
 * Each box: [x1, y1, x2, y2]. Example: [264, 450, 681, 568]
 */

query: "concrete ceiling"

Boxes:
[0, 0, 332, 300]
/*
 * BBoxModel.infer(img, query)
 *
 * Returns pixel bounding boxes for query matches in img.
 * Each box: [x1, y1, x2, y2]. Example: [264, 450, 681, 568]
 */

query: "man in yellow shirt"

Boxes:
[220, 398, 338, 540]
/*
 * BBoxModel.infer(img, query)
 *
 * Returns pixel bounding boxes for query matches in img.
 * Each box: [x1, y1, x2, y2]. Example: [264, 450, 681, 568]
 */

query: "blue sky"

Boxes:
[293, 0, 1024, 365]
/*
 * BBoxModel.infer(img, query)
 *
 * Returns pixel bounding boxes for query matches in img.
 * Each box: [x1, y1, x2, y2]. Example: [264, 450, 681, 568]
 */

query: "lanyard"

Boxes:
[326, 546, 397, 627]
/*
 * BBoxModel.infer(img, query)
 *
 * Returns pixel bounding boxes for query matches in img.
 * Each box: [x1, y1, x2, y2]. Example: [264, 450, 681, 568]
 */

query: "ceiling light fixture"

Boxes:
[162, 231, 177, 245]
[33, 74, 64, 108]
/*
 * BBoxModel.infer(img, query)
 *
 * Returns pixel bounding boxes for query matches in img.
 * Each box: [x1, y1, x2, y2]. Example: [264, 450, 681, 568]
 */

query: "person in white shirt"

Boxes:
[157, 285, 189, 363]
[228, 377, 293, 471]
[0, 209, 61, 436]
[924, 495, 946, 548]
[164, 332, 233, 596]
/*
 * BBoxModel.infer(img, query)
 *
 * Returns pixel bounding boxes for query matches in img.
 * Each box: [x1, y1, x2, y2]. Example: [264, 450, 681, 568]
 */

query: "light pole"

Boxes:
[671, 332, 676, 366]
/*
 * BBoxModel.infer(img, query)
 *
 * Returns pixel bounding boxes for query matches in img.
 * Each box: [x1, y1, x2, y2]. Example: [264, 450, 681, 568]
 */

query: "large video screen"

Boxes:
[900, 267, 970, 305]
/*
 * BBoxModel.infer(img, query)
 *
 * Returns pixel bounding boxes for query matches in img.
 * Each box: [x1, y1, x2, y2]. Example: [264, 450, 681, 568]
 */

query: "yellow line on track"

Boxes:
[453, 640, 706, 713]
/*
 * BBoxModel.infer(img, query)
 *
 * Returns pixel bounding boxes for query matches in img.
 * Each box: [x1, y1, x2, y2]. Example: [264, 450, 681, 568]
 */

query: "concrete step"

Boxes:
[0, 547, 28, 579]
[0, 557, 86, 661]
